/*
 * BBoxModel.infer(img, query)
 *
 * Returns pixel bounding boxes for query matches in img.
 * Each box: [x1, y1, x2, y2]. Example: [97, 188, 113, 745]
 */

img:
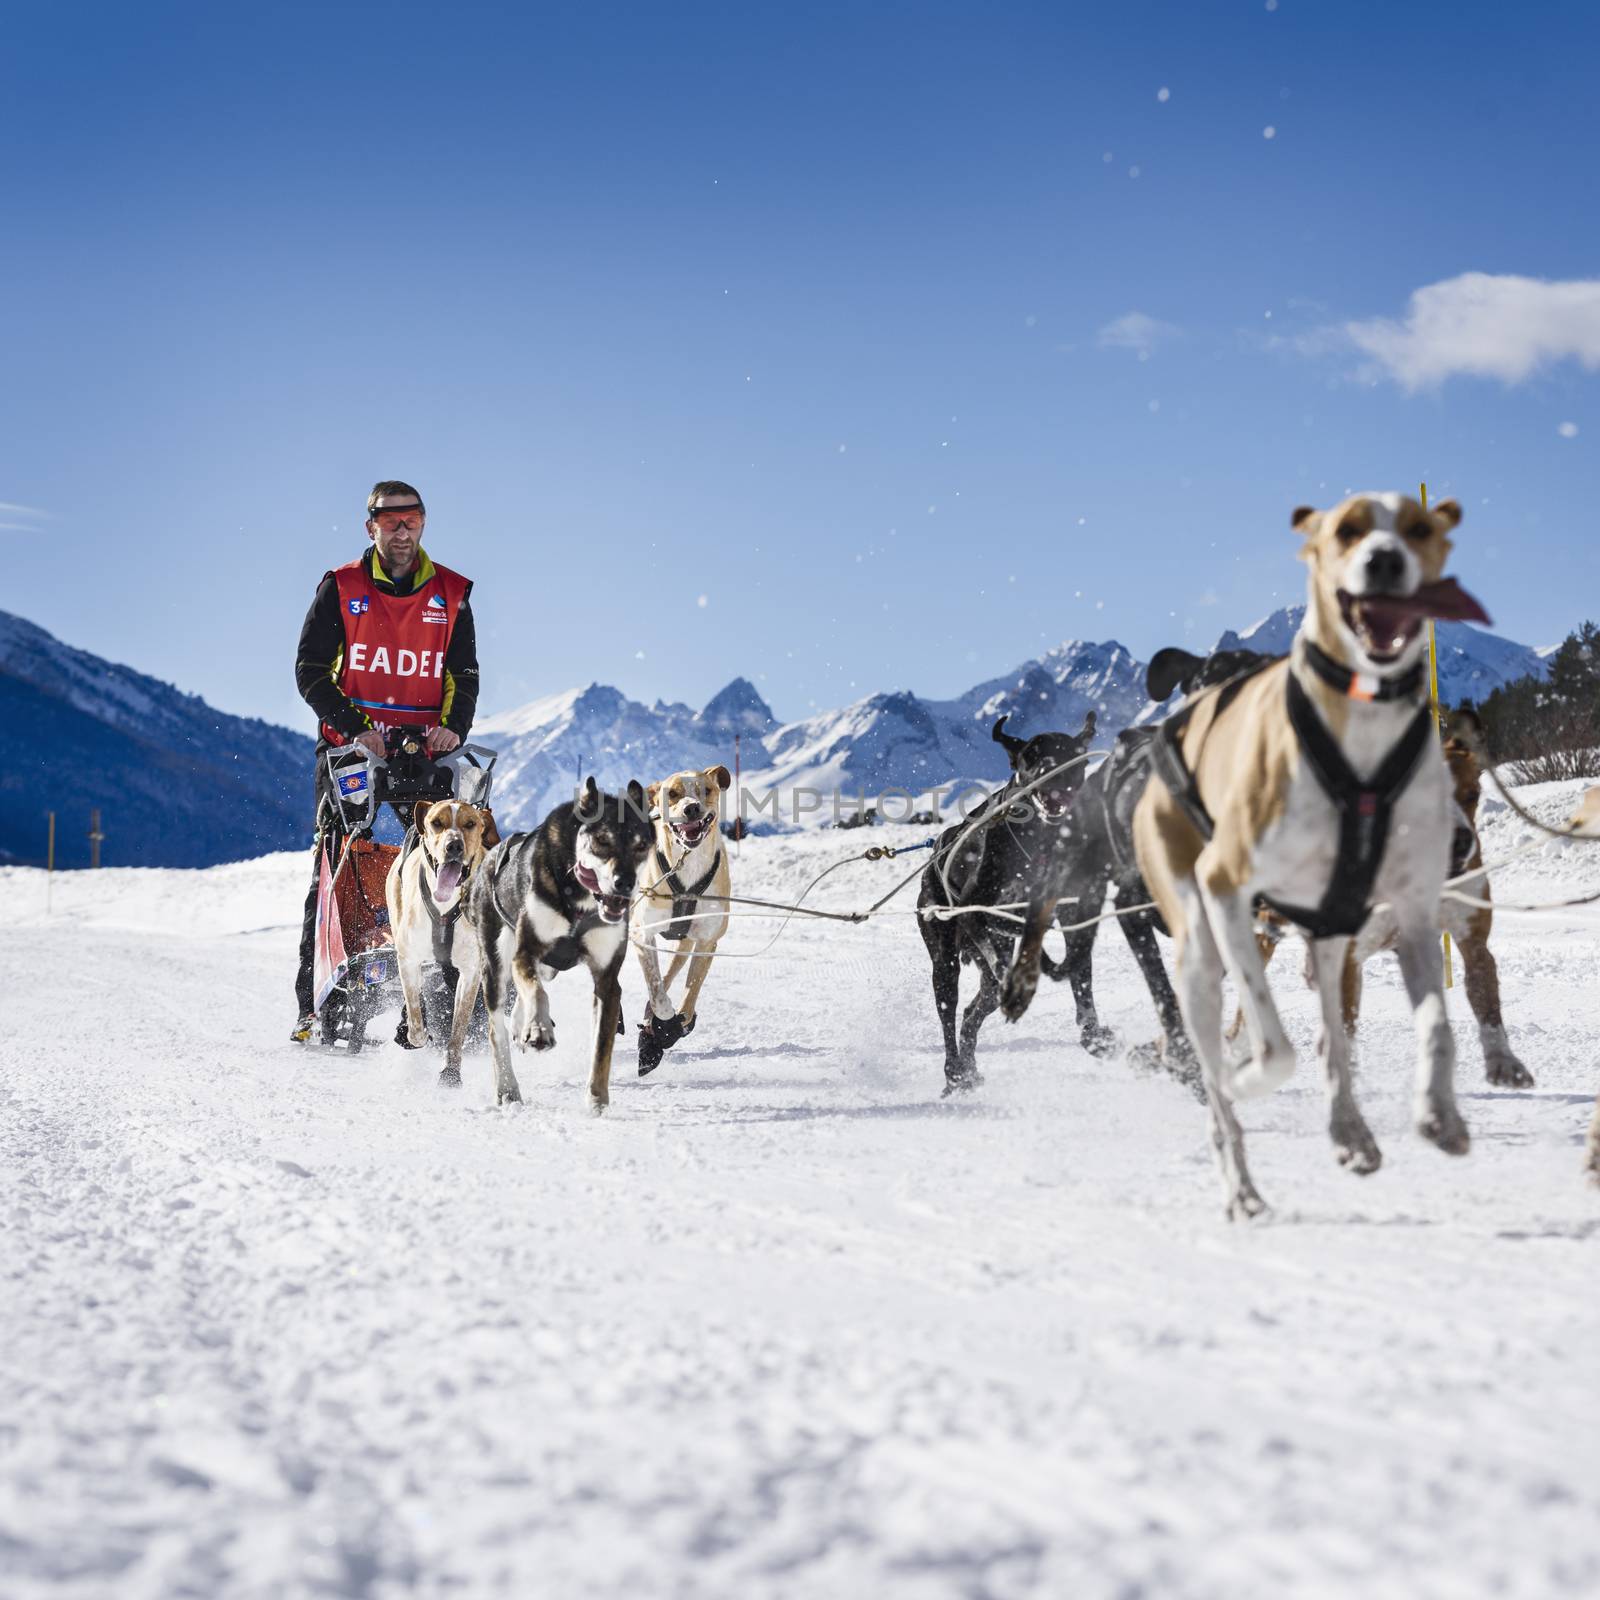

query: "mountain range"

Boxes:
[2, 611, 313, 868]
[4, 605, 1549, 864]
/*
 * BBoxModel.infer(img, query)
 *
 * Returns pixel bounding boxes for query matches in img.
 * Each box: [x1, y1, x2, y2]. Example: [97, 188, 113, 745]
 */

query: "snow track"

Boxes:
[3, 795, 1598, 1598]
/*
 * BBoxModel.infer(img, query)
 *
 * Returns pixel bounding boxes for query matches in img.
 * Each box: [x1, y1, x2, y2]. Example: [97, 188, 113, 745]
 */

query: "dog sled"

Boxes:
[311, 727, 496, 1053]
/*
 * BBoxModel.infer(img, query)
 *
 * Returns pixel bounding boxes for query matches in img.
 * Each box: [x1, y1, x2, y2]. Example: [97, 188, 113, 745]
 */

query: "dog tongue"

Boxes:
[1413, 577, 1491, 624]
[433, 861, 463, 903]
[1369, 577, 1491, 627]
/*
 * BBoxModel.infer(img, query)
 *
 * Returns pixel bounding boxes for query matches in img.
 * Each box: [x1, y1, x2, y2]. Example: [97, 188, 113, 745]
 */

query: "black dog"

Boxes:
[918, 712, 1098, 1094]
[1000, 646, 1272, 1093]
[467, 776, 653, 1112]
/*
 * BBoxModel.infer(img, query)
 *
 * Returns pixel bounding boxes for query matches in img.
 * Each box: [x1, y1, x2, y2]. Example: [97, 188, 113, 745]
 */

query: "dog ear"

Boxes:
[646, 780, 661, 811]
[1146, 647, 1203, 703]
[412, 799, 434, 833]
[626, 779, 647, 817]
[991, 715, 1026, 758]
[705, 765, 732, 791]
[1431, 497, 1462, 530]
[1291, 505, 1318, 533]
[480, 808, 500, 850]
[1077, 710, 1097, 743]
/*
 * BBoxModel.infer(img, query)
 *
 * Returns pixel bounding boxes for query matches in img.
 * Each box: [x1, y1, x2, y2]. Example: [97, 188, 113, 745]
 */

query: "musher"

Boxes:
[289, 480, 479, 1041]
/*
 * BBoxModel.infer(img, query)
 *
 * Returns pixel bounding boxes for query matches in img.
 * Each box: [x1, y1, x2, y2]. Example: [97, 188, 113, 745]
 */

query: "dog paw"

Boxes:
[496, 1082, 523, 1106]
[637, 1019, 666, 1076]
[941, 1067, 984, 1098]
[1485, 1055, 1535, 1090]
[512, 1002, 555, 1053]
[1000, 969, 1037, 1023]
[1333, 1126, 1383, 1176]
[395, 1016, 428, 1051]
[1227, 1046, 1294, 1101]
[437, 1065, 462, 1089]
[1417, 1102, 1471, 1156]
[1080, 1023, 1118, 1058]
[588, 1094, 609, 1117]
[1226, 1187, 1270, 1223]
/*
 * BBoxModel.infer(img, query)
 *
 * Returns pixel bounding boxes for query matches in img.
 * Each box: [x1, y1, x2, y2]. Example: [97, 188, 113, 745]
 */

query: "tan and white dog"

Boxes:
[1234, 712, 1534, 1092]
[385, 798, 499, 1087]
[632, 765, 732, 1075]
[1134, 492, 1489, 1217]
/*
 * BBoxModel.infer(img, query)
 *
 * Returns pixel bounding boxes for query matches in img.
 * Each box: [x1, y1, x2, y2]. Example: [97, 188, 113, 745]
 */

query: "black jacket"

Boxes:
[294, 548, 480, 743]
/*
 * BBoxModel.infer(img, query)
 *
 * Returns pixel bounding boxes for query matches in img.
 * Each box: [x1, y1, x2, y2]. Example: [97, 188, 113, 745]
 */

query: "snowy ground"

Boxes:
[3, 781, 1599, 1599]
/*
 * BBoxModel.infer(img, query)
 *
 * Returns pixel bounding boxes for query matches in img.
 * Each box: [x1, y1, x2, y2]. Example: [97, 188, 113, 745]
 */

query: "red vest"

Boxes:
[322, 555, 471, 745]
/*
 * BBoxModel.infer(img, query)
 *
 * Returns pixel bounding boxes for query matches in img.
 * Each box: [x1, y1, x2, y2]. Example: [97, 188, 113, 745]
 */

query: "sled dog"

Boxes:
[1133, 492, 1489, 1217]
[386, 798, 499, 1086]
[468, 777, 653, 1111]
[632, 765, 732, 1076]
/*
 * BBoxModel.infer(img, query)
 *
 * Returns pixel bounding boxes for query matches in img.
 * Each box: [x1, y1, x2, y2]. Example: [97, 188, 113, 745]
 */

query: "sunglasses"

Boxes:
[371, 510, 424, 531]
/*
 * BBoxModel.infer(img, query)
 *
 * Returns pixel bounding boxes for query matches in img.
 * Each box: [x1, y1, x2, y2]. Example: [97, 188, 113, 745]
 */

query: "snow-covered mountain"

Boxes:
[476, 614, 1548, 829]
[3, 610, 314, 868]
[7, 601, 1553, 864]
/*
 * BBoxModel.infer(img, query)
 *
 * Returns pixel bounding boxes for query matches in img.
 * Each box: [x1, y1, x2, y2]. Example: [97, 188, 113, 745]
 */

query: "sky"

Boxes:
[4, 0, 1598, 733]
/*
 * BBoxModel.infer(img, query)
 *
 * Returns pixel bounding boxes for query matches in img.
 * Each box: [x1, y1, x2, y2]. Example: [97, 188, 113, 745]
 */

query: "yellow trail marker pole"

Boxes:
[1420, 481, 1454, 989]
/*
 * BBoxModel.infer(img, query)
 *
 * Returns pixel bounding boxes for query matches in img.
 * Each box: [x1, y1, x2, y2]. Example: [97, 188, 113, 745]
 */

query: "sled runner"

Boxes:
[312, 727, 496, 1053]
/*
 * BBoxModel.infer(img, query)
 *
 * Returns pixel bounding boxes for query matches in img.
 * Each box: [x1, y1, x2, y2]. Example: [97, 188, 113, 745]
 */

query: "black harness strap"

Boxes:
[1301, 639, 1427, 703]
[1148, 659, 1437, 940]
[652, 844, 723, 942]
[407, 826, 469, 979]
[1148, 658, 1277, 843]
[1259, 674, 1435, 939]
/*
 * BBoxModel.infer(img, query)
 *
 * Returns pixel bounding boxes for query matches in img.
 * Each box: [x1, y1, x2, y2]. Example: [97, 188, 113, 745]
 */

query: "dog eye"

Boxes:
[461, 818, 477, 830]
[1336, 521, 1362, 545]
[1402, 521, 1431, 542]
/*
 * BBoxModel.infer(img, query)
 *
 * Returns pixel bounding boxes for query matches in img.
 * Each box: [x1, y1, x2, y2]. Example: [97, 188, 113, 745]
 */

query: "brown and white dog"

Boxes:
[385, 798, 499, 1087]
[631, 765, 732, 1075]
[1134, 492, 1489, 1217]
[1234, 710, 1534, 1091]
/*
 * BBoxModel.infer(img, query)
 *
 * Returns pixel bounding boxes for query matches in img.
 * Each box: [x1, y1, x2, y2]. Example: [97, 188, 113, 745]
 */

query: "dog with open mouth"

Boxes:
[385, 798, 500, 1087]
[466, 776, 653, 1111]
[918, 712, 1098, 1095]
[632, 765, 732, 1076]
[1133, 491, 1490, 1218]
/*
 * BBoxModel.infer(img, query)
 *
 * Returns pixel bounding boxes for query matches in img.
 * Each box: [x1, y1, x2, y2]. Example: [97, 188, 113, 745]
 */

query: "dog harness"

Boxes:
[396, 826, 471, 980]
[1151, 648, 1435, 940]
[651, 844, 723, 942]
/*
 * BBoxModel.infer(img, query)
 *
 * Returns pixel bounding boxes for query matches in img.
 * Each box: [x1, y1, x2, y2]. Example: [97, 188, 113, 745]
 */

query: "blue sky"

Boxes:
[4, 0, 1597, 731]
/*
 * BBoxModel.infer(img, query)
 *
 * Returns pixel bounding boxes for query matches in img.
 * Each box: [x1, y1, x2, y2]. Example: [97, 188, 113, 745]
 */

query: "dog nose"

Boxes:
[1364, 544, 1406, 591]
[682, 802, 702, 820]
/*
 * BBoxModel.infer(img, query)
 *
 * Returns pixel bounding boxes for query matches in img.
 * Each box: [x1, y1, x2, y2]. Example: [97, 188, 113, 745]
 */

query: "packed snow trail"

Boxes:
[2, 790, 1598, 1599]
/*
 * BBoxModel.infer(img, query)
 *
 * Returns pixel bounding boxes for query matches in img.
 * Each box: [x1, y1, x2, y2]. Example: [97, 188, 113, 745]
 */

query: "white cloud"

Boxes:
[0, 501, 49, 535]
[1559, 421, 1580, 438]
[1346, 272, 1600, 390]
[1097, 311, 1180, 358]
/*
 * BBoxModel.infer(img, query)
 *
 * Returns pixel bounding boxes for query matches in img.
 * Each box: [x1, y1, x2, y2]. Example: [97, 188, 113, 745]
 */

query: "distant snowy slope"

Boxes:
[474, 679, 779, 833]
[2, 611, 313, 868]
[10, 595, 1552, 865]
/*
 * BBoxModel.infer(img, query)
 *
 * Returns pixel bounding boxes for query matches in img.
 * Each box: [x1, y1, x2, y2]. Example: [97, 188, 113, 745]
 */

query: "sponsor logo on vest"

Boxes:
[346, 644, 447, 678]
[348, 596, 370, 615]
[427, 593, 446, 608]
